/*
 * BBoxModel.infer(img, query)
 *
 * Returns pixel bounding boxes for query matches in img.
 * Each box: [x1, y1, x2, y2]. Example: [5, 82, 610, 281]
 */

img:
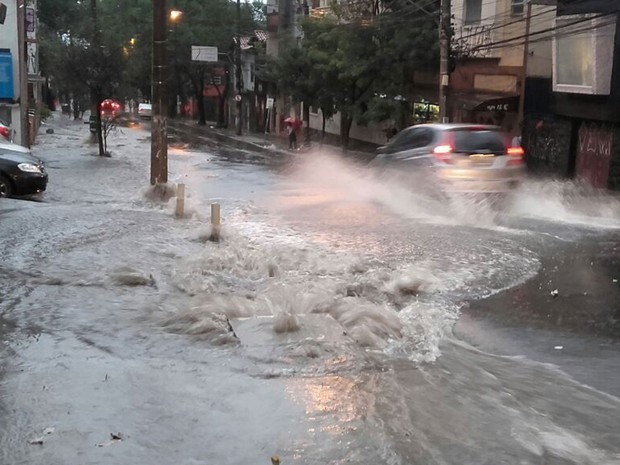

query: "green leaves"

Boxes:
[270, 0, 439, 139]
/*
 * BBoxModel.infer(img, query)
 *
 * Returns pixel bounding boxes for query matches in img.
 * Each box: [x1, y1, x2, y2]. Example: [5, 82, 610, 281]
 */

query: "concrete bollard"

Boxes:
[175, 183, 185, 218]
[209, 202, 221, 242]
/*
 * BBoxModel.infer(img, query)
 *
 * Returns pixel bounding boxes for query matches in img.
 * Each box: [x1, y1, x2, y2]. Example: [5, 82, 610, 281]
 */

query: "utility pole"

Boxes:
[235, 0, 242, 136]
[438, 0, 451, 123]
[16, 0, 28, 147]
[517, 0, 533, 135]
[151, 0, 168, 185]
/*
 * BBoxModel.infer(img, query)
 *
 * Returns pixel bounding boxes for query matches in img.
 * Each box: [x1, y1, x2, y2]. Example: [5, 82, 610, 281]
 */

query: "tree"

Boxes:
[164, 0, 260, 126]
[39, 0, 134, 156]
[268, 0, 440, 149]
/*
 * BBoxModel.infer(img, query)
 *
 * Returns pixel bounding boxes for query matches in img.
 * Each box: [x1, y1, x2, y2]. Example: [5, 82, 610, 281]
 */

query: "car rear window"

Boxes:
[450, 129, 506, 154]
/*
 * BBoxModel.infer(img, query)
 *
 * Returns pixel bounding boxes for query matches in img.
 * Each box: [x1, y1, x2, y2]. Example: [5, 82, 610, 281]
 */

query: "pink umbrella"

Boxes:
[284, 117, 302, 128]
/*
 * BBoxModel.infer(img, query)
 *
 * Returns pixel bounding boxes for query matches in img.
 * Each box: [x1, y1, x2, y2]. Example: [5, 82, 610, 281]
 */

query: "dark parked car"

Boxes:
[0, 142, 48, 197]
[373, 124, 526, 193]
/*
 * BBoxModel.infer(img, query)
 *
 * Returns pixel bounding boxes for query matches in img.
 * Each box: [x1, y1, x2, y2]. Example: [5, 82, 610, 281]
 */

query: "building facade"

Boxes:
[523, 0, 620, 189]
[450, 0, 556, 136]
[0, 0, 41, 146]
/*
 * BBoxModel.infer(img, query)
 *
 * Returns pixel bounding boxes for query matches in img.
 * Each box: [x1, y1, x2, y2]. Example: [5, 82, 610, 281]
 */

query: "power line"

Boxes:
[470, 9, 619, 52]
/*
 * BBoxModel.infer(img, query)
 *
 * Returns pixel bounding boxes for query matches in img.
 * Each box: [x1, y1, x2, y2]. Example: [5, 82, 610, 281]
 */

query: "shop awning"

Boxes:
[472, 95, 519, 112]
[453, 93, 519, 112]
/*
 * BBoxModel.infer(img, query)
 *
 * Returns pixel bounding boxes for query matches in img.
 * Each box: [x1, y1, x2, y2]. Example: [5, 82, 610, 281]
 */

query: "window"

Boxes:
[552, 15, 616, 95]
[556, 29, 592, 87]
[451, 129, 506, 154]
[464, 0, 482, 24]
[389, 128, 434, 152]
[511, 0, 525, 16]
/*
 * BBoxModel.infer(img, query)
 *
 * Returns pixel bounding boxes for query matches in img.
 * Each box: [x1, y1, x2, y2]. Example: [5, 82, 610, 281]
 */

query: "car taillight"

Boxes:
[0, 126, 10, 140]
[433, 144, 454, 163]
[507, 146, 524, 166]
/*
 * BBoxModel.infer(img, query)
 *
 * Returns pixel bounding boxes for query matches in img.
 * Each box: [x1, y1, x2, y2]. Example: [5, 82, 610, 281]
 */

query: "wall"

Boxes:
[523, 114, 574, 177]
[527, 5, 556, 78]
[452, 0, 501, 58]
[308, 109, 388, 147]
[0, 0, 23, 143]
[452, 0, 555, 76]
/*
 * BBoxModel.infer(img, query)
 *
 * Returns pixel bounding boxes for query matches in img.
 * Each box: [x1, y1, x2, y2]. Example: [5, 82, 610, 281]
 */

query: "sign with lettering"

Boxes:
[191, 46, 218, 62]
[472, 96, 518, 113]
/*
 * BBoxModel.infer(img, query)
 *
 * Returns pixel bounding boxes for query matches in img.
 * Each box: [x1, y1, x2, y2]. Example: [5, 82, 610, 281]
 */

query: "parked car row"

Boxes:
[0, 141, 48, 198]
[373, 123, 526, 194]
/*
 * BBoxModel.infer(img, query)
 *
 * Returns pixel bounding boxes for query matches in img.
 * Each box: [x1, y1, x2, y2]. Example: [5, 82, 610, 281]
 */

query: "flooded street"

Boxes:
[1, 116, 620, 465]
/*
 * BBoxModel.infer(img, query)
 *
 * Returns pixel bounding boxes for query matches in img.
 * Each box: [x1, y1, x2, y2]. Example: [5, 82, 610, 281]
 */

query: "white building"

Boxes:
[0, 0, 40, 146]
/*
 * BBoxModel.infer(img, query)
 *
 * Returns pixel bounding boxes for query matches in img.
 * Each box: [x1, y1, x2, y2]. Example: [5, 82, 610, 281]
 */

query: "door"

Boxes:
[576, 122, 613, 188]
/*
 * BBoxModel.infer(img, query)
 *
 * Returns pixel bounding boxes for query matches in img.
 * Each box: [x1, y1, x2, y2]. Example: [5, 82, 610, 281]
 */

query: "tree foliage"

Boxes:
[39, 0, 263, 150]
[268, 0, 439, 148]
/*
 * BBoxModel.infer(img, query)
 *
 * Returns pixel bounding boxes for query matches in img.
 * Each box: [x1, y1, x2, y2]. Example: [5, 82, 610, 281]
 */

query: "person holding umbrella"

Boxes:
[284, 117, 300, 150]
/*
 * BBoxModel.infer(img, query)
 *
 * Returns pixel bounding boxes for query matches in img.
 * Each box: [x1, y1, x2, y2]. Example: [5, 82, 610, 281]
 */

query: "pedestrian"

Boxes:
[287, 123, 297, 150]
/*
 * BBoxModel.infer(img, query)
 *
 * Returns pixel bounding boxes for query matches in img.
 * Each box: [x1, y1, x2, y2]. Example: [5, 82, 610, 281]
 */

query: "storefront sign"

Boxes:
[0, 51, 14, 100]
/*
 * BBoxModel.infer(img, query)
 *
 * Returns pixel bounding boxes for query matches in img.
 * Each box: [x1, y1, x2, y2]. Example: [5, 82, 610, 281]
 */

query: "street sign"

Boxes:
[191, 46, 218, 62]
[234, 94, 242, 102]
[266, 97, 274, 109]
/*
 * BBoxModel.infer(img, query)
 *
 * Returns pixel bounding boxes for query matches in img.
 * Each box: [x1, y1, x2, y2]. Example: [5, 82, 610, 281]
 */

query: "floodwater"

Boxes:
[1, 116, 620, 464]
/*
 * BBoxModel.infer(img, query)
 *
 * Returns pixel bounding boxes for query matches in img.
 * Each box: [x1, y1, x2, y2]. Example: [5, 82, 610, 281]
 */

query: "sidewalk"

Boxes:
[168, 119, 376, 162]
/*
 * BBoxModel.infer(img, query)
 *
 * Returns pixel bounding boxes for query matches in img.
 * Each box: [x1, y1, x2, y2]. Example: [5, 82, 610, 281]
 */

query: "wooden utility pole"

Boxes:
[517, 0, 533, 134]
[151, 0, 168, 185]
[16, 0, 28, 147]
[438, 0, 451, 123]
[235, 0, 242, 136]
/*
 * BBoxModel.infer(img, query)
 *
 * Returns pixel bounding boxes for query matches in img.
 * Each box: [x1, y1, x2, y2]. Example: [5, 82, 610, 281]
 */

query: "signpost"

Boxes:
[265, 98, 274, 135]
[191, 46, 218, 62]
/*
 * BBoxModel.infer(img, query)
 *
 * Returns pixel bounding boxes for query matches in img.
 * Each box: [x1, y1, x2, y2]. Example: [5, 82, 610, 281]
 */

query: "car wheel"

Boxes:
[0, 175, 12, 198]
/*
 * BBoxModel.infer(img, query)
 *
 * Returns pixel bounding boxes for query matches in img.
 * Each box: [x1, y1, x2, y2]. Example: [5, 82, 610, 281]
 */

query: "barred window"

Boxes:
[512, 0, 525, 16]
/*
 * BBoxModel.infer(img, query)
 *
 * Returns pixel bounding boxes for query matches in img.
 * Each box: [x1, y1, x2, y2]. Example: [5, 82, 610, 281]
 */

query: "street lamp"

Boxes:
[169, 9, 183, 23]
[169, 9, 184, 117]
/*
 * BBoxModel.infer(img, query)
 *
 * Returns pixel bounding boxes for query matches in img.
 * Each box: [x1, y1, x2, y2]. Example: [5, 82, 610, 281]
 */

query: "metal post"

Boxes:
[210, 203, 221, 242]
[438, 0, 451, 123]
[175, 183, 185, 218]
[151, 0, 168, 185]
[517, 0, 533, 136]
[235, 0, 242, 136]
[16, 0, 28, 147]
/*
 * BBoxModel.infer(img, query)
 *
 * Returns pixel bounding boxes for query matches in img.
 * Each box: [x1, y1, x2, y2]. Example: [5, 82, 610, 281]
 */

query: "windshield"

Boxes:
[451, 128, 507, 154]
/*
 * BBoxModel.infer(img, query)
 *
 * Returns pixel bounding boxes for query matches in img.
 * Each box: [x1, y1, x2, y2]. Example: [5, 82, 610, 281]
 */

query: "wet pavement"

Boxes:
[1, 114, 620, 464]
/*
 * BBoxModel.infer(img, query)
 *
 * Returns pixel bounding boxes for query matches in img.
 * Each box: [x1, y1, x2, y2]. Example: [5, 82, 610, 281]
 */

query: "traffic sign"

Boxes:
[191, 46, 218, 62]
[234, 94, 242, 102]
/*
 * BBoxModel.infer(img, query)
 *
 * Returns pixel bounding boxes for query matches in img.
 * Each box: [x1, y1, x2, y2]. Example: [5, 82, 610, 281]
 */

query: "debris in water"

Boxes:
[271, 456, 281, 465]
[613, 279, 618, 283]
[97, 432, 124, 447]
[550, 289, 559, 297]
[29, 437, 44, 445]
[43, 427, 55, 435]
[45, 128, 54, 134]
[110, 268, 155, 287]
[554, 346, 564, 350]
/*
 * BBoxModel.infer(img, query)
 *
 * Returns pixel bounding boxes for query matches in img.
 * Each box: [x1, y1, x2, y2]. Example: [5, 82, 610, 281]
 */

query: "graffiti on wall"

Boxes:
[576, 122, 613, 188]
[523, 117, 572, 176]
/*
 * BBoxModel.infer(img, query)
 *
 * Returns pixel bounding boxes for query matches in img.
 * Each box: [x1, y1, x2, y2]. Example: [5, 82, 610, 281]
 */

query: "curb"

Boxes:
[168, 121, 291, 158]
